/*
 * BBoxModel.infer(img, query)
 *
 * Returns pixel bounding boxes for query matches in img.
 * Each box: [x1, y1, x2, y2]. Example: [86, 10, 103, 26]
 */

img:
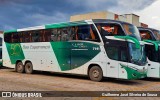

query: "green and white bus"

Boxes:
[0, 33, 2, 66]
[3, 19, 147, 81]
[138, 27, 160, 78]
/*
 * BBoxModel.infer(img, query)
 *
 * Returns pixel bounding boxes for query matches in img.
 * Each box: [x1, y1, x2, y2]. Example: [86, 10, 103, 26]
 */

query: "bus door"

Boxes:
[146, 45, 160, 77]
[147, 59, 160, 77]
[105, 45, 119, 78]
[104, 39, 129, 78]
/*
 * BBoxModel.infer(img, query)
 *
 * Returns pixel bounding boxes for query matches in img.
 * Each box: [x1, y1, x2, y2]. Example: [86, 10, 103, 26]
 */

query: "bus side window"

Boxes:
[146, 45, 159, 62]
[11, 33, 20, 43]
[139, 30, 152, 40]
[23, 32, 31, 42]
[120, 47, 128, 62]
[57, 29, 61, 41]
[31, 31, 40, 42]
[106, 46, 119, 60]
[4, 34, 12, 43]
[61, 28, 69, 41]
[18, 32, 23, 43]
[44, 30, 51, 42]
[51, 29, 58, 41]
[77, 25, 90, 40]
[72, 26, 79, 40]
[0, 37, 2, 46]
[67, 27, 74, 40]
[96, 23, 124, 36]
[39, 30, 44, 42]
[90, 25, 100, 42]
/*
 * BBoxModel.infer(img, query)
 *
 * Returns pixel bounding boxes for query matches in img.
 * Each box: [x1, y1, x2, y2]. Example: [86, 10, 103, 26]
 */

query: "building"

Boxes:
[70, 11, 148, 27]
[123, 14, 140, 27]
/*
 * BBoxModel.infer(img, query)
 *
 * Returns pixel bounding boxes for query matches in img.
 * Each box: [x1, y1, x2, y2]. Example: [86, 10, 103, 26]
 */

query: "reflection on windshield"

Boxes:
[139, 30, 152, 40]
[123, 24, 141, 41]
[153, 30, 160, 41]
[96, 23, 124, 36]
[129, 43, 146, 65]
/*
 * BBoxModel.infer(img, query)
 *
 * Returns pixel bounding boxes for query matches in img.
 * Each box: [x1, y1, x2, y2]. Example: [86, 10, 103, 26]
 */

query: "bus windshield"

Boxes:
[129, 43, 146, 65]
[123, 24, 141, 41]
[152, 30, 160, 41]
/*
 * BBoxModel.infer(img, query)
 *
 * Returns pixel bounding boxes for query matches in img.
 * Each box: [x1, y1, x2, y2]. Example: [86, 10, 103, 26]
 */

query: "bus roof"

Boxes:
[92, 19, 133, 25]
[4, 19, 133, 34]
[138, 27, 159, 32]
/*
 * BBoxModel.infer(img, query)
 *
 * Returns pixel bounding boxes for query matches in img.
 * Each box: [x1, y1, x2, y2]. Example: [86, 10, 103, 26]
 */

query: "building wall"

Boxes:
[70, 11, 121, 22]
[70, 11, 147, 27]
[70, 11, 108, 22]
[132, 14, 140, 27]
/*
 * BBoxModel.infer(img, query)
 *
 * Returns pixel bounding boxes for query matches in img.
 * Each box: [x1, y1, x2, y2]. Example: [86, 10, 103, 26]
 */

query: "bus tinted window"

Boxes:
[139, 30, 152, 40]
[4, 25, 100, 43]
[31, 31, 41, 42]
[96, 23, 125, 36]
[123, 24, 141, 40]
[120, 47, 128, 62]
[153, 30, 160, 41]
[106, 46, 128, 62]
[0, 48, 2, 59]
[73, 25, 100, 42]
[106, 46, 119, 60]
[146, 45, 159, 62]
[0, 38, 2, 46]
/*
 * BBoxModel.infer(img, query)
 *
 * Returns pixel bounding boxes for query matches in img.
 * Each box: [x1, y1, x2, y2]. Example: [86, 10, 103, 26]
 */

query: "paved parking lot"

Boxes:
[0, 67, 160, 100]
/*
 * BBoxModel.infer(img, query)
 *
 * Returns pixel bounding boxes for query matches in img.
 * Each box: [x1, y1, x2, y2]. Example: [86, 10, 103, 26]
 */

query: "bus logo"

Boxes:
[10, 44, 22, 56]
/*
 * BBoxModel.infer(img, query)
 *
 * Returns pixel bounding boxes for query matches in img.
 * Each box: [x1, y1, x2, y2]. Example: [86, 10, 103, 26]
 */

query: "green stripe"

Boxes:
[4, 30, 17, 34]
[50, 42, 100, 71]
[115, 36, 140, 49]
[5, 43, 25, 64]
[45, 21, 88, 29]
[143, 40, 159, 51]
[120, 64, 147, 79]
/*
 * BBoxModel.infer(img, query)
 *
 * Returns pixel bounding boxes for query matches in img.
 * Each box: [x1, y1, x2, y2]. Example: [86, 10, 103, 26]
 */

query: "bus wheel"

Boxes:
[25, 62, 33, 74]
[16, 62, 24, 73]
[89, 66, 103, 82]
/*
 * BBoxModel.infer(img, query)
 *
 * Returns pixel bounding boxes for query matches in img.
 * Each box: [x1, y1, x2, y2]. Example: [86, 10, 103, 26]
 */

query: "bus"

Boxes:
[3, 19, 147, 81]
[0, 31, 3, 67]
[138, 27, 160, 78]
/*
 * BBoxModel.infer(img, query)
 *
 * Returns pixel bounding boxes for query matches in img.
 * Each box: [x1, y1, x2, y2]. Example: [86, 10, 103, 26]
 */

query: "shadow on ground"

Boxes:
[2, 66, 141, 85]
[140, 77, 160, 82]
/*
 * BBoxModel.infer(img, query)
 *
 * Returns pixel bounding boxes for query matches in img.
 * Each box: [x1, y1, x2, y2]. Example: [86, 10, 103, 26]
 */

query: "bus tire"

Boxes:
[25, 62, 33, 74]
[16, 62, 24, 73]
[89, 66, 103, 82]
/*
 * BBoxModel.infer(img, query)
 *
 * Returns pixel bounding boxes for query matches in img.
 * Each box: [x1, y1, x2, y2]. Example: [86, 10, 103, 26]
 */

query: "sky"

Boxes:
[0, 0, 159, 31]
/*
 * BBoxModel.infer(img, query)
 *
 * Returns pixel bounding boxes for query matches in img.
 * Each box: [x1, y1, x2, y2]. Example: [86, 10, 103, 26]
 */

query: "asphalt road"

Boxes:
[0, 67, 160, 100]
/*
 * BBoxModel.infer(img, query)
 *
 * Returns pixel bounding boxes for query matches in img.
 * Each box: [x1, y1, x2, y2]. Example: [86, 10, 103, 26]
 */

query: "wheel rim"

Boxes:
[92, 69, 100, 78]
[27, 64, 31, 72]
[17, 64, 23, 72]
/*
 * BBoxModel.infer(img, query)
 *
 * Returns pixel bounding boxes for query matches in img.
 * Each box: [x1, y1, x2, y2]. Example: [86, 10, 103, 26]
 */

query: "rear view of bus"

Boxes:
[3, 19, 147, 82]
[138, 27, 160, 78]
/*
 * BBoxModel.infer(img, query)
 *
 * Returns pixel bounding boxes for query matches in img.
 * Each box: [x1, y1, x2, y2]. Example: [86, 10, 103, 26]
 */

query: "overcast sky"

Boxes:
[0, 0, 158, 30]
